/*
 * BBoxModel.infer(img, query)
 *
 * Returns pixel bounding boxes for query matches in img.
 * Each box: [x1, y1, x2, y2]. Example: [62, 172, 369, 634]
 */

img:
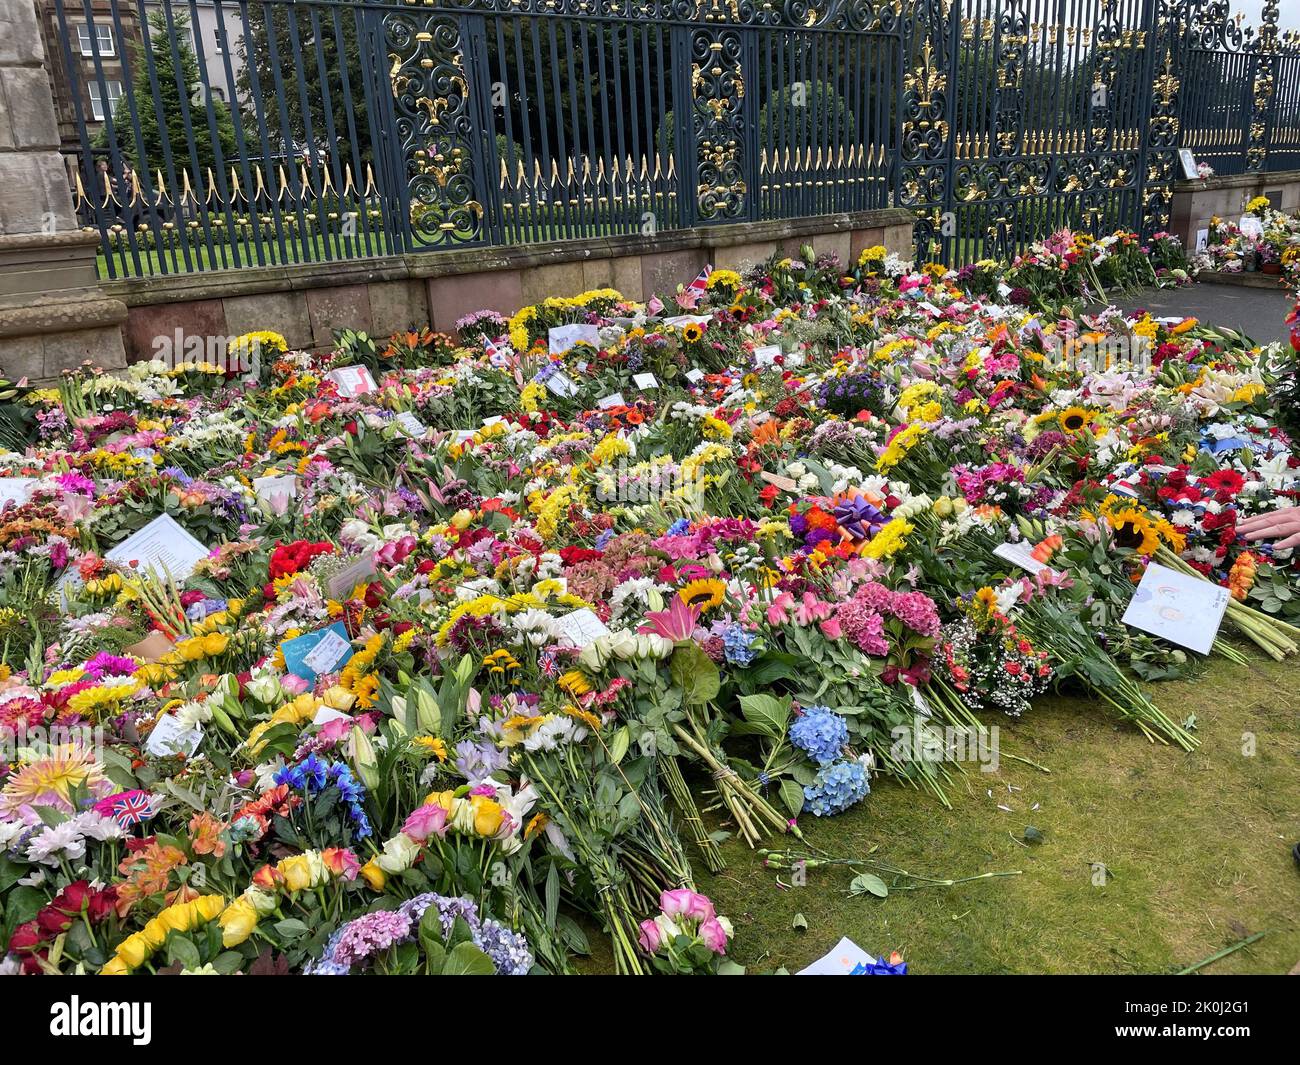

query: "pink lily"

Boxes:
[640, 596, 702, 642]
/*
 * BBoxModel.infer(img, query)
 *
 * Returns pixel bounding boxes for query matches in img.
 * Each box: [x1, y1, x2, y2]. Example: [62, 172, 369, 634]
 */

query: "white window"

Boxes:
[87, 80, 123, 121]
[77, 24, 115, 57]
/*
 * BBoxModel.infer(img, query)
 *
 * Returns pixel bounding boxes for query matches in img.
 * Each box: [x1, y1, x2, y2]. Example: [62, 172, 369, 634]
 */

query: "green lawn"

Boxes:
[588, 655, 1300, 974]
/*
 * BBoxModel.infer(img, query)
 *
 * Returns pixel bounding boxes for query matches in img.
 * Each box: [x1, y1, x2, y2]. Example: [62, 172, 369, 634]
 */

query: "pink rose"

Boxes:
[402, 803, 448, 843]
[659, 888, 715, 923]
[698, 916, 730, 954]
[638, 918, 663, 954]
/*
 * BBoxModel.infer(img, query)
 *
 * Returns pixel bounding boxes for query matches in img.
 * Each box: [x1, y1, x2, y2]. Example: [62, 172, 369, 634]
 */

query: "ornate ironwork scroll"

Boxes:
[384, 8, 485, 247]
[1246, 0, 1281, 171]
[690, 2, 749, 222]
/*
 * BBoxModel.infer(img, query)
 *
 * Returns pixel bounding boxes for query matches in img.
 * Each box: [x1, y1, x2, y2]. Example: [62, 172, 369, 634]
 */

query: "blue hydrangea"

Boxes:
[722, 624, 757, 666]
[667, 518, 692, 536]
[789, 706, 849, 765]
[802, 759, 870, 817]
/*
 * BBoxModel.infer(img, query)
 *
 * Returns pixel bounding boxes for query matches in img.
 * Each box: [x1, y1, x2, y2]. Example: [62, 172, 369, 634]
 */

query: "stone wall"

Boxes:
[103, 208, 915, 363]
[0, 0, 127, 381]
[1169, 168, 1300, 251]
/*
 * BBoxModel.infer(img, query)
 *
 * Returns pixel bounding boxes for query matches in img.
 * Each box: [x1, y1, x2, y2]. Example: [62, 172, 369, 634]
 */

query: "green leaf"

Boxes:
[670, 644, 721, 705]
[166, 933, 202, 970]
[738, 693, 791, 738]
[849, 872, 889, 898]
[608, 726, 630, 764]
[442, 941, 496, 975]
[778, 778, 806, 819]
[273, 918, 311, 940]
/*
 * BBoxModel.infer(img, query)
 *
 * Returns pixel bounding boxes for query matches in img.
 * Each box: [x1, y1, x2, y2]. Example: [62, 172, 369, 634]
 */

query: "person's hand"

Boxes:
[1236, 506, 1300, 550]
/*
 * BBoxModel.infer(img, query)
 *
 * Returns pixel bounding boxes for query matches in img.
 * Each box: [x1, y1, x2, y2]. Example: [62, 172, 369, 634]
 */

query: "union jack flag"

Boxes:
[109, 791, 156, 828]
[684, 265, 712, 297]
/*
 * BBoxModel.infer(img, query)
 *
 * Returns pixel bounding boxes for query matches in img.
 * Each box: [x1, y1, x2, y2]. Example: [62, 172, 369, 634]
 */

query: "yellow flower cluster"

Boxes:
[876, 424, 928, 472]
[101, 895, 226, 974]
[245, 692, 322, 755]
[861, 517, 914, 560]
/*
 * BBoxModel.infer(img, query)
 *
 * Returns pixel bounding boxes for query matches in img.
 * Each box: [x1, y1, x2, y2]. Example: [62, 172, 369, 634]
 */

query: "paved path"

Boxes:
[1100, 282, 1294, 345]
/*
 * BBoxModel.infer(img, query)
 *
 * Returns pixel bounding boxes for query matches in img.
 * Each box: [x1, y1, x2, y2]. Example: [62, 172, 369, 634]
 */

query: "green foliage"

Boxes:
[96, 13, 237, 172]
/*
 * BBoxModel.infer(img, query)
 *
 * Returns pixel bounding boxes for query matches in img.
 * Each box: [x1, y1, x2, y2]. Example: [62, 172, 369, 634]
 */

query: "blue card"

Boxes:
[281, 622, 354, 683]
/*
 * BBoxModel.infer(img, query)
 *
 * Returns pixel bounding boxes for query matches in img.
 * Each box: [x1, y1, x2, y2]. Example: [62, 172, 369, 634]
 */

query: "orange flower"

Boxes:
[188, 812, 227, 859]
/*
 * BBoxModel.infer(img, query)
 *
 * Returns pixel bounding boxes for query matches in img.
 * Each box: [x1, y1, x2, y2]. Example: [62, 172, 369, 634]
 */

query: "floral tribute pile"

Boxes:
[0, 229, 1298, 976]
[1202, 197, 1300, 284]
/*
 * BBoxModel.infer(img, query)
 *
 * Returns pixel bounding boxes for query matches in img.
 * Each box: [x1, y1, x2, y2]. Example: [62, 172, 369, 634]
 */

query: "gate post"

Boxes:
[0, 0, 126, 380]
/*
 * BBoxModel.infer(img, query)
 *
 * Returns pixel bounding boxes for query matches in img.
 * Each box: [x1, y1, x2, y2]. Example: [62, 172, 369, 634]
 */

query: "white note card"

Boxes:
[548, 323, 601, 355]
[395, 411, 427, 437]
[597, 392, 626, 410]
[1122, 562, 1229, 656]
[553, 607, 611, 648]
[546, 372, 579, 398]
[253, 473, 298, 505]
[106, 514, 209, 583]
[0, 477, 36, 509]
[685, 368, 705, 383]
[633, 372, 659, 390]
[146, 714, 203, 758]
[303, 628, 353, 675]
[326, 365, 378, 398]
[993, 540, 1047, 575]
[753, 344, 782, 367]
[797, 937, 878, 976]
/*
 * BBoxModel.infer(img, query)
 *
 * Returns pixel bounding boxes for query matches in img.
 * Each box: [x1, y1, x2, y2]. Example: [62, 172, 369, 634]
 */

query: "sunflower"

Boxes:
[682, 323, 704, 343]
[1107, 507, 1161, 554]
[679, 577, 726, 611]
[1057, 406, 1094, 433]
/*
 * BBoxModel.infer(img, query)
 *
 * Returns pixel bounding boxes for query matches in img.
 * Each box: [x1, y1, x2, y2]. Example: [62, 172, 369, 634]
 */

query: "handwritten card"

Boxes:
[281, 622, 354, 682]
[253, 473, 298, 508]
[106, 514, 209, 584]
[394, 411, 427, 437]
[145, 714, 203, 758]
[546, 372, 579, 399]
[548, 323, 601, 355]
[797, 937, 878, 976]
[597, 393, 626, 410]
[632, 372, 659, 390]
[552, 607, 611, 648]
[685, 368, 705, 384]
[993, 541, 1047, 575]
[1122, 562, 1229, 656]
[328, 550, 377, 600]
[753, 344, 782, 367]
[664, 314, 712, 329]
[326, 365, 378, 398]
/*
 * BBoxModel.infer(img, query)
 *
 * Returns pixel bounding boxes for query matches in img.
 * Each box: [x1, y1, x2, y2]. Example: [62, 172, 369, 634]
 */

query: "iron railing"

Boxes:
[49, 0, 1299, 278]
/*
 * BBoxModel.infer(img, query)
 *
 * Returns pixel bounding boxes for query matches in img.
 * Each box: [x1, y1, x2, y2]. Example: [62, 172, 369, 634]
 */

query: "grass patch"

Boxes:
[672, 655, 1300, 975]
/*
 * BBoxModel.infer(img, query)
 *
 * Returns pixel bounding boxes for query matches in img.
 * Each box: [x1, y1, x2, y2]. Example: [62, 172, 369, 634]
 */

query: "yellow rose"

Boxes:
[202, 632, 230, 656]
[470, 795, 504, 837]
[176, 638, 206, 662]
[218, 897, 259, 947]
[191, 894, 226, 923]
[278, 854, 315, 893]
[359, 858, 386, 891]
[115, 932, 153, 969]
[100, 956, 131, 976]
[323, 686, 356, 711]
[450, 509, 473, 530]
[157, 902, 197, 934]
[140, 917, 169, 949]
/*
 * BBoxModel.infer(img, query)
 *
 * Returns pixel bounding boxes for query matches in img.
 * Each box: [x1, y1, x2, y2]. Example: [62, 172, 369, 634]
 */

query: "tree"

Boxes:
[95, 12, 237, 174]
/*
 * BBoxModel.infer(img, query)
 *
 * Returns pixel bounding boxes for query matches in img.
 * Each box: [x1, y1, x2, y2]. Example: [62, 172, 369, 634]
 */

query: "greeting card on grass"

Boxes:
[1122, 562, 1229, 655]
[281, 622, 354, 683]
